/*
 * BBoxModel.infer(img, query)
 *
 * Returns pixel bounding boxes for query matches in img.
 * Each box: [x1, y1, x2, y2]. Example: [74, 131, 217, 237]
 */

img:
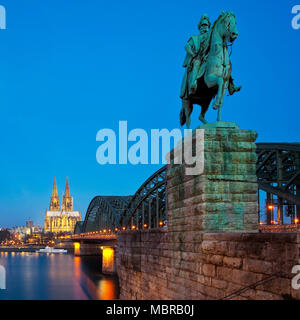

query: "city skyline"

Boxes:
[1, 0, 300, 227]
[0, 176, 78, 228]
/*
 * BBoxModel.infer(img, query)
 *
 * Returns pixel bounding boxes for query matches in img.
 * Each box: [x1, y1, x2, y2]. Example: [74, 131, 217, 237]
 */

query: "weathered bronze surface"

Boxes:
[180, 12, 241, 127]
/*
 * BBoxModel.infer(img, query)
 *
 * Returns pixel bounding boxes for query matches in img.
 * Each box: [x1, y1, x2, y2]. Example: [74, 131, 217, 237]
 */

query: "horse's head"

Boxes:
[219, 11, 239, 43]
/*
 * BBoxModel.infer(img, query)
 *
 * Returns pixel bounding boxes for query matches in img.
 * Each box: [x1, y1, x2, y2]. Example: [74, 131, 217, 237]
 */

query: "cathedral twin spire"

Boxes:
[62, 176, 73, 211]
[49, 176, 60, 211]
[49, 176, 73, 212]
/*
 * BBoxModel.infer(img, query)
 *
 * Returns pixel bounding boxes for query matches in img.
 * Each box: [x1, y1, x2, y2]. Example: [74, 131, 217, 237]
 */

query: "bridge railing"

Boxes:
[72, 230, 116, 240]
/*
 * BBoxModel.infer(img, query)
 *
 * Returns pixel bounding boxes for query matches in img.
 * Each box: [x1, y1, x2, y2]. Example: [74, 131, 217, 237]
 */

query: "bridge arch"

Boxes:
[80, 196, 132, 233]
[119, 166, 167, 230]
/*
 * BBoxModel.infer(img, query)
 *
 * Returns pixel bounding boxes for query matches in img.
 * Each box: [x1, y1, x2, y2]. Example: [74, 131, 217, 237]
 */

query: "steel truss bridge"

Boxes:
[74, 143, 300, 235]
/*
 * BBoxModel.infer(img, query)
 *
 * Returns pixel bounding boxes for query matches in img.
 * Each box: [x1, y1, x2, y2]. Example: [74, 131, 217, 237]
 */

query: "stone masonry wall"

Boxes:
[116, 230, 300, 300]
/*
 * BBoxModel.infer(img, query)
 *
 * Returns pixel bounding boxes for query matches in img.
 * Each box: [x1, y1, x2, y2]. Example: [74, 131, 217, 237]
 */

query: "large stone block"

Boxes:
[167, 123, 258, 233]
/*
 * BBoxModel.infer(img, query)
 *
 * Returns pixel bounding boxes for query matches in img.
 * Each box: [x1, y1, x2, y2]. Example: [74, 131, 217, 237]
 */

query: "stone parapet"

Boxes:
[116, 230, 300, 300]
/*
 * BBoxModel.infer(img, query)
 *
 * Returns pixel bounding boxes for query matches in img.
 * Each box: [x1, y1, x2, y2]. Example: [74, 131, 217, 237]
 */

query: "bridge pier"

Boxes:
[73, 242, 116, 275]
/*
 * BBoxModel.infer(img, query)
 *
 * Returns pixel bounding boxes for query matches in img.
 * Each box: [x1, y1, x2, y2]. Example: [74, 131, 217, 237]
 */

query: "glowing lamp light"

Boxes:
[122, 226, 126, 231]
[115, 227, 119, 232]
[131, 225, 136, 230]
[295, 218, 299, 224]
[143, 224, 148, 229]
[159, 221, 164, 227]
[74, 242, 80, 255]
[103, 229, 107, 233]
[74, 242, 80, 250]
[267, 205, 274, 210]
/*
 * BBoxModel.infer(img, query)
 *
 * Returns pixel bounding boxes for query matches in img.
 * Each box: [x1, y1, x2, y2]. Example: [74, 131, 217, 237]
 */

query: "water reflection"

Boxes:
[0, 252, 119, 300]
[77, 256, 119, 300]
[98, 279, 116, 300]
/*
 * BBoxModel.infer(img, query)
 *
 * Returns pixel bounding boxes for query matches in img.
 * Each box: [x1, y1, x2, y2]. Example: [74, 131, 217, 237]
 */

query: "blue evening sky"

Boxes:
[0, 0, 299, 227]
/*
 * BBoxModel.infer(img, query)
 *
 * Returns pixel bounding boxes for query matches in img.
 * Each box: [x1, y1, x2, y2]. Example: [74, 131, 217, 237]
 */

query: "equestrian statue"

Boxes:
[180, 12, 241, 128]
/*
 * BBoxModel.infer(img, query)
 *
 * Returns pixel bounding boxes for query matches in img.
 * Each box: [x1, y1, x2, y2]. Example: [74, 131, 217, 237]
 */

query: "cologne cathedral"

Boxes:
[44, 177, 81, 234]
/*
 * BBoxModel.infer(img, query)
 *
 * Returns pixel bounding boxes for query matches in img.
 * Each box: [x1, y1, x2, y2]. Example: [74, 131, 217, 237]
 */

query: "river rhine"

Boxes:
[0, 252, 119, 300]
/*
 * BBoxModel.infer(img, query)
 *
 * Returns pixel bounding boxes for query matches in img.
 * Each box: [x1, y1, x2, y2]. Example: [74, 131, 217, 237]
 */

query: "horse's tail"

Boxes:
[180, 107, 186, 126]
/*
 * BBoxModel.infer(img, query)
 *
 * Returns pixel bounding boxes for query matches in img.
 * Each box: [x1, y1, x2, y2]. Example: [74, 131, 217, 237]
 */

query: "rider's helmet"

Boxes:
[198, 14, 211, 30]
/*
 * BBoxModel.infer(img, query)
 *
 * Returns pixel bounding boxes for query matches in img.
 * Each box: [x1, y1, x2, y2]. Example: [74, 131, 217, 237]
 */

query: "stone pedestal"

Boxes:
[167, 122, 258, 233]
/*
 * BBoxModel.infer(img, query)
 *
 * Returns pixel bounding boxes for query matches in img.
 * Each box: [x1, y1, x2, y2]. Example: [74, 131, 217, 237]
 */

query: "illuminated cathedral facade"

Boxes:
[44, 177, 81, 234]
